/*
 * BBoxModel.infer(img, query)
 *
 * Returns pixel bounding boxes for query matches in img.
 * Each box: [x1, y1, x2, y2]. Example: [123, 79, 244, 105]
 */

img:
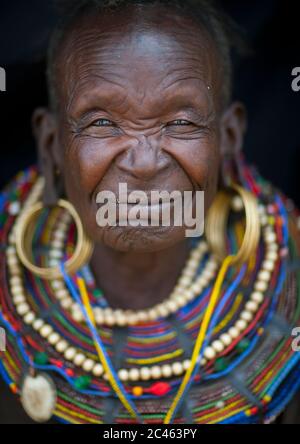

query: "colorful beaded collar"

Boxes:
[0, 164, 300, 424]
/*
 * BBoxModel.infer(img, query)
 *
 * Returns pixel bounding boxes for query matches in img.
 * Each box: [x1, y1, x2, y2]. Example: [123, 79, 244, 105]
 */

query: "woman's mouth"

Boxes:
[117, 201, 175, 225]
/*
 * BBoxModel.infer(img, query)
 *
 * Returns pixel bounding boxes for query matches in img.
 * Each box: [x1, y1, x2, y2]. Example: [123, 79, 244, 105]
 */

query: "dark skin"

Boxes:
[33, 5, 246, 310]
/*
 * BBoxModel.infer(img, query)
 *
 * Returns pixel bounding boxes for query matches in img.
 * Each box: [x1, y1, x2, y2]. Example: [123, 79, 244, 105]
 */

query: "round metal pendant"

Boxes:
[20, 372, 57, 423]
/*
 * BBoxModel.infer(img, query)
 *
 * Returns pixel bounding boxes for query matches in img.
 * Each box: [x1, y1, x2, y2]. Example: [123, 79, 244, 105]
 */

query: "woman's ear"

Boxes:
[218, 101, 247, 187]
[219, 101, 247, 157]
[32, 107, 64, 206]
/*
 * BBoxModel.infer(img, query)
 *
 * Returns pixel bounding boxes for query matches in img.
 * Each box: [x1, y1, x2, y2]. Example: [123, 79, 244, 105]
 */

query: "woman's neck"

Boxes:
[89, 240, 191, 310]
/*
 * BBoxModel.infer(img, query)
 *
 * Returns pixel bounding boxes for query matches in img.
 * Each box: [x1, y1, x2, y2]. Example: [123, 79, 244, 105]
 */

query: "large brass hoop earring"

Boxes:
[15, 199, 94, 280]
[205, 184, 261, 265]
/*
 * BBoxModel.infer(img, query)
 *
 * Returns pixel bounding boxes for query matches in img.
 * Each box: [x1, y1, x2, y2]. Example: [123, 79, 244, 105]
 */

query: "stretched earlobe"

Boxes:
[32, 107, 64, 206]
[219, 102, 247, 188]
[219, 101, 247, 156]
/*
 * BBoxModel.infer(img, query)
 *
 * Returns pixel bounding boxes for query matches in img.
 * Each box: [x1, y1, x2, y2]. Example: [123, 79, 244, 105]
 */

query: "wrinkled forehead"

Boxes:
[53, 7, 222, 114]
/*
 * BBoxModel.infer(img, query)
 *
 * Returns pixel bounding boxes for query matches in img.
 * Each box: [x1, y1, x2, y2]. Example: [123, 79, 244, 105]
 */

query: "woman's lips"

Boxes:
[118, 201, 175, 224]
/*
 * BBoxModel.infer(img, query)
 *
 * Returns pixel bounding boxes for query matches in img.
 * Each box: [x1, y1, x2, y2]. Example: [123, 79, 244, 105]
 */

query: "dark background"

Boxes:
[0, 0, 299, 205]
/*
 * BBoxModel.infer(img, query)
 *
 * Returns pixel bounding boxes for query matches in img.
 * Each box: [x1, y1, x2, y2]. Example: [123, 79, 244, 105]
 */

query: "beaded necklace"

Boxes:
[0, 161, 300, 423]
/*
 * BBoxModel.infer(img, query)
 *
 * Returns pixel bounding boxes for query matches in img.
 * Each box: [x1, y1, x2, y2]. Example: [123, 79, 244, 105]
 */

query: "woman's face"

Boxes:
[36, 7, 244, 252]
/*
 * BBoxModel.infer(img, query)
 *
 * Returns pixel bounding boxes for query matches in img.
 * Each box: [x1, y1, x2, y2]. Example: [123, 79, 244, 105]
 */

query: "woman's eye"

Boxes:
[168, 119, 192, 126]
[91, 118, 113, 127]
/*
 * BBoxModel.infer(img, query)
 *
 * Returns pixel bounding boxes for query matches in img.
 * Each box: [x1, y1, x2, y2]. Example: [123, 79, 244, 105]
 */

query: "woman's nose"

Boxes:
[115, 135, 170, 180]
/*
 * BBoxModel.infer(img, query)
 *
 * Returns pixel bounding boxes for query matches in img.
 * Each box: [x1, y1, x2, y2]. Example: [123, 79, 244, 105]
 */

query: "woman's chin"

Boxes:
[94, 224, 187, 252]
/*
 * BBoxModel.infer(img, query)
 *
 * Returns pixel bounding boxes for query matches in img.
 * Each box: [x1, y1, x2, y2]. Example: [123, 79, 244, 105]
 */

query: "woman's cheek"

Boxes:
[163, 137, 220, 190]
[64, 137, 125, 196]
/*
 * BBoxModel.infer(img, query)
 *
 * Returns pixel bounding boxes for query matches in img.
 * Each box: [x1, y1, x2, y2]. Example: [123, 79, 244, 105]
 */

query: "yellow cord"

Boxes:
[77, 277, 139, 421]
[163, 254, 234, 424]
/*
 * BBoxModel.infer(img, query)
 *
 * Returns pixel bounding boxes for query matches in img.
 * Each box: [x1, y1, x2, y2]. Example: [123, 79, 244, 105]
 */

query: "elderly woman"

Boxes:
[1, 0, 300, 424]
